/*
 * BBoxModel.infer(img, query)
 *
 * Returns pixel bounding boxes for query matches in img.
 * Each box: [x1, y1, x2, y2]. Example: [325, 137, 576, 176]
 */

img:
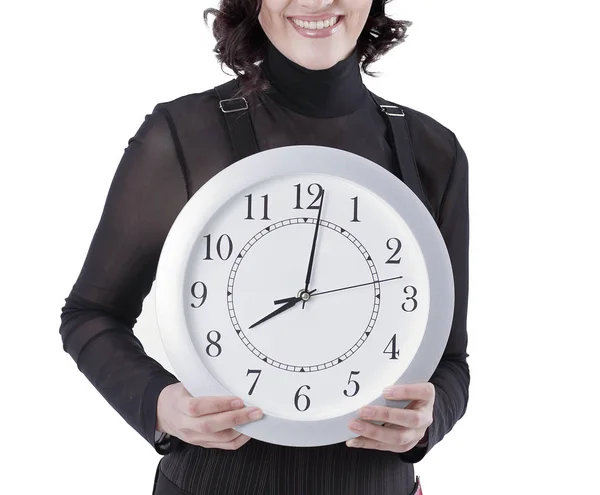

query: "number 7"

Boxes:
[246, 369, 262, 395]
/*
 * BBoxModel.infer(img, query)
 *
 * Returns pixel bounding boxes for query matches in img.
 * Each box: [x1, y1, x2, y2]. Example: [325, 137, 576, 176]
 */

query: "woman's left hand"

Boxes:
[346, 383, 435, 453]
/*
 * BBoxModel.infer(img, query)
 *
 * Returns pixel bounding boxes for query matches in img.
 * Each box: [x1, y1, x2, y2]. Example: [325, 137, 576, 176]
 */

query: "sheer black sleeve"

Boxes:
[399, 134, 471, 463]
[59, 103, 187, 454]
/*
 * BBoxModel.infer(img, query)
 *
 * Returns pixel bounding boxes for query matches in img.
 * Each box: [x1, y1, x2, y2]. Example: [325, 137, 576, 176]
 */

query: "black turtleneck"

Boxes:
[260, 38, 370, 118]
[59, 38, 470, 495]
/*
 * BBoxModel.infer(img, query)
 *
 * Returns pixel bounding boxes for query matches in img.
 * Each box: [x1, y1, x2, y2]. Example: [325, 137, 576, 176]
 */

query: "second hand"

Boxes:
[273, 275, 404, 305]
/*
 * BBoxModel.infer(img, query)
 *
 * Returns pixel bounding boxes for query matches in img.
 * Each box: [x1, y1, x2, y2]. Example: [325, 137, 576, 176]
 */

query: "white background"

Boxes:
[1, 0, 598, 493]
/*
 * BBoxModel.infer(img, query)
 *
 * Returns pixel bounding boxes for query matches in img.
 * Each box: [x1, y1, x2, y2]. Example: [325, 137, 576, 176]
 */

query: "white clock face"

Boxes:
[155, 145, 454, 446]
[185, 174, 429, 421]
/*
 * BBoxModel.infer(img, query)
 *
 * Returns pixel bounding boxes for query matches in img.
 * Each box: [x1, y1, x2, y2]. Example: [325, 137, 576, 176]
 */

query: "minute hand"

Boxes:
[301, 189, 325, 309]
[273, 275, 404, 304]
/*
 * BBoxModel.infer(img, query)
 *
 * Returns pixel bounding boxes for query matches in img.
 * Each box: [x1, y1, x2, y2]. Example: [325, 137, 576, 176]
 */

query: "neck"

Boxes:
[260, 39, 369, 118]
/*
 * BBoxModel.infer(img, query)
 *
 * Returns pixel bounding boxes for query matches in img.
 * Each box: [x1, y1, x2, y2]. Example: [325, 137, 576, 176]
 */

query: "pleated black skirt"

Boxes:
[152, 439, 421, 495]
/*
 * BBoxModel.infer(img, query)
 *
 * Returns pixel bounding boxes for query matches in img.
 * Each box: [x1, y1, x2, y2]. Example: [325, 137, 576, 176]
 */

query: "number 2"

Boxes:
[386, 237, 402, 264]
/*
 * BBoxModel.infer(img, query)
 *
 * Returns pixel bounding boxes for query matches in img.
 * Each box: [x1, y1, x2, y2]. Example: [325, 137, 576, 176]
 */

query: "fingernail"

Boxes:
[350, 420, 364, 431]
[231, 399, 244, 408]
[383, 386, 395, 398]
[360, 407, 374, 418]
[248, 408, 263, 420]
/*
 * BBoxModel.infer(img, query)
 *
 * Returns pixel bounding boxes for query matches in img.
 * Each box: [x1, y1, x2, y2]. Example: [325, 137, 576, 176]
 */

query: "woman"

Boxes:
[59, 1, 470, 494]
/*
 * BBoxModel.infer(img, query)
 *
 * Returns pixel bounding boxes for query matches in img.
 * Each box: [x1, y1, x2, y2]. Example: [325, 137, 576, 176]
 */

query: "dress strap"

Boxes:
[368, 92, 434, 219]
[214, 79, 434, 220]
[214, 78, 259, 162]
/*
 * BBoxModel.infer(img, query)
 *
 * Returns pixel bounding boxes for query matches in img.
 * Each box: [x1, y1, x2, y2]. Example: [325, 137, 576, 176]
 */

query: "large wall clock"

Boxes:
[155, 145, 454, 447]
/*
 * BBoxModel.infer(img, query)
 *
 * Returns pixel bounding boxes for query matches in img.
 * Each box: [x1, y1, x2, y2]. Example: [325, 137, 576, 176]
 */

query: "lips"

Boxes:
[291, 16, 339, 30]
[287, 15, 345, 40]
[288, 13, 343, 22]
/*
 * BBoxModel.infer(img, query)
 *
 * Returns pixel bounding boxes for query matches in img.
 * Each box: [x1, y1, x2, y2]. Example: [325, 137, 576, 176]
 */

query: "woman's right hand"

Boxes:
[156, 382, 263, 450]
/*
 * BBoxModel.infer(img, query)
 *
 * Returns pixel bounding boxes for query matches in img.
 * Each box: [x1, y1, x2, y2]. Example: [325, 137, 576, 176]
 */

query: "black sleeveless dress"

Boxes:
[59, 38, 470, 495]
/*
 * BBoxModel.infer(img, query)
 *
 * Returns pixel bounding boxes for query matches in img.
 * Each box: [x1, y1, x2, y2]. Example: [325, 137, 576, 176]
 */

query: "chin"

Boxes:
[290, 47, 347, 71]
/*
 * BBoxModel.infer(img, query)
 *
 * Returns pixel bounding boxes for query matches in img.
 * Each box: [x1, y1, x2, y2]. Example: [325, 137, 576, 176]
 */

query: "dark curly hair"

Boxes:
[203, 0, 412, 98]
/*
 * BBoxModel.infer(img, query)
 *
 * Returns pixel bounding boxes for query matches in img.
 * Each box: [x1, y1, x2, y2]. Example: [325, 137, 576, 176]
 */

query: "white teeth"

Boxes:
[292, 16, 339, 30]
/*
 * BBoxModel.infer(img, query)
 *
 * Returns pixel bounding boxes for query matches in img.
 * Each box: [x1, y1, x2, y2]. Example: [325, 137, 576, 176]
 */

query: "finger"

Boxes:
[194, 406, 263, 434]
[192, 427, 244, 444]
[383, 382, 435, 402]
[358, 405, 431, 429]
[196, 434, 252, 450]
[348, 419, 415, 448]
[182, 396, 245, 417]
[186, 427, 243, 445]
[346, 434, 414, 453]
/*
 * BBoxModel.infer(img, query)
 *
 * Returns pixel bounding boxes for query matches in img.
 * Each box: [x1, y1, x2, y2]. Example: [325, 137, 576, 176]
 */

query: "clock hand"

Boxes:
[309, 275, 404, 298]
[272, 296, 300, 305]
[272, 276, 403, 304]
[301, 189, 325, 309]
[250, 289, 317, 329]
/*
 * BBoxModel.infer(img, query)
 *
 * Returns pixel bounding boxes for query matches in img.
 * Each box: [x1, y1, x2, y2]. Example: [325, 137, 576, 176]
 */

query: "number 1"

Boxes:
[351, 196, 360, 222]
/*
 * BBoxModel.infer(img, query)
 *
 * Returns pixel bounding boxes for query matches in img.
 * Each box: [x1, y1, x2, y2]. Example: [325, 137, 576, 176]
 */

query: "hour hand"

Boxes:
[273, 289, 317, 306]
[249, 298, 299, 329]
[249, 289, 316, 329]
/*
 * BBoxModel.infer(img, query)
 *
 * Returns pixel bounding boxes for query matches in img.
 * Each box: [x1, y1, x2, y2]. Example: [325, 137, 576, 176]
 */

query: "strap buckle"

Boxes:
[380, 104, 405, 117]
[219, 97, 249, 113]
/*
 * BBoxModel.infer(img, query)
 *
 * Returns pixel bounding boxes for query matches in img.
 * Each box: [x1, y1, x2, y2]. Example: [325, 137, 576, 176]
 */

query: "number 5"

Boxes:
[343, 370, 360, 397]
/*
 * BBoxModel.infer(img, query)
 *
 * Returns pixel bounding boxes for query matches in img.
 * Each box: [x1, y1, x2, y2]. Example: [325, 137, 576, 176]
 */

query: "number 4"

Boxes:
[383, 334, 400, 360]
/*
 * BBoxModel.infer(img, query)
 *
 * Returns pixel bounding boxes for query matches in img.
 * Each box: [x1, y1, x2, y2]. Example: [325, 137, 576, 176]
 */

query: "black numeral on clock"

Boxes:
[190, 281, 207, 308]
[383, 334, 400, 360]
[293, 183, 323, 210]
[246, 369, 262, 395]
[350, 196, 360, 222]
[294, 384, 311, 411]
[343, 370, 361, 397]
[402, 285, 418, 312]
[386, 237, 402, 264]
[245, 194, 270, 220]
[206, 330, 222, 357]
[204, 234, 233, 261]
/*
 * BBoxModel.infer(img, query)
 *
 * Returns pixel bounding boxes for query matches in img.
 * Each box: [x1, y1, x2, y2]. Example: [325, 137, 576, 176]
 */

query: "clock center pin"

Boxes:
[298, 289, 312, 302]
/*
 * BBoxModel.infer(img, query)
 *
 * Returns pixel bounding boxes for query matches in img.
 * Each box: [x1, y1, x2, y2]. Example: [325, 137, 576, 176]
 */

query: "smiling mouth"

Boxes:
[289, 15, 341, 31]
[287, 15, 345, 38]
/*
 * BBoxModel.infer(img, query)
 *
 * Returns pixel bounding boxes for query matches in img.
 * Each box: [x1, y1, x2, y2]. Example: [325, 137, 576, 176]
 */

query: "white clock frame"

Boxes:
[155, 145, 454, 447]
